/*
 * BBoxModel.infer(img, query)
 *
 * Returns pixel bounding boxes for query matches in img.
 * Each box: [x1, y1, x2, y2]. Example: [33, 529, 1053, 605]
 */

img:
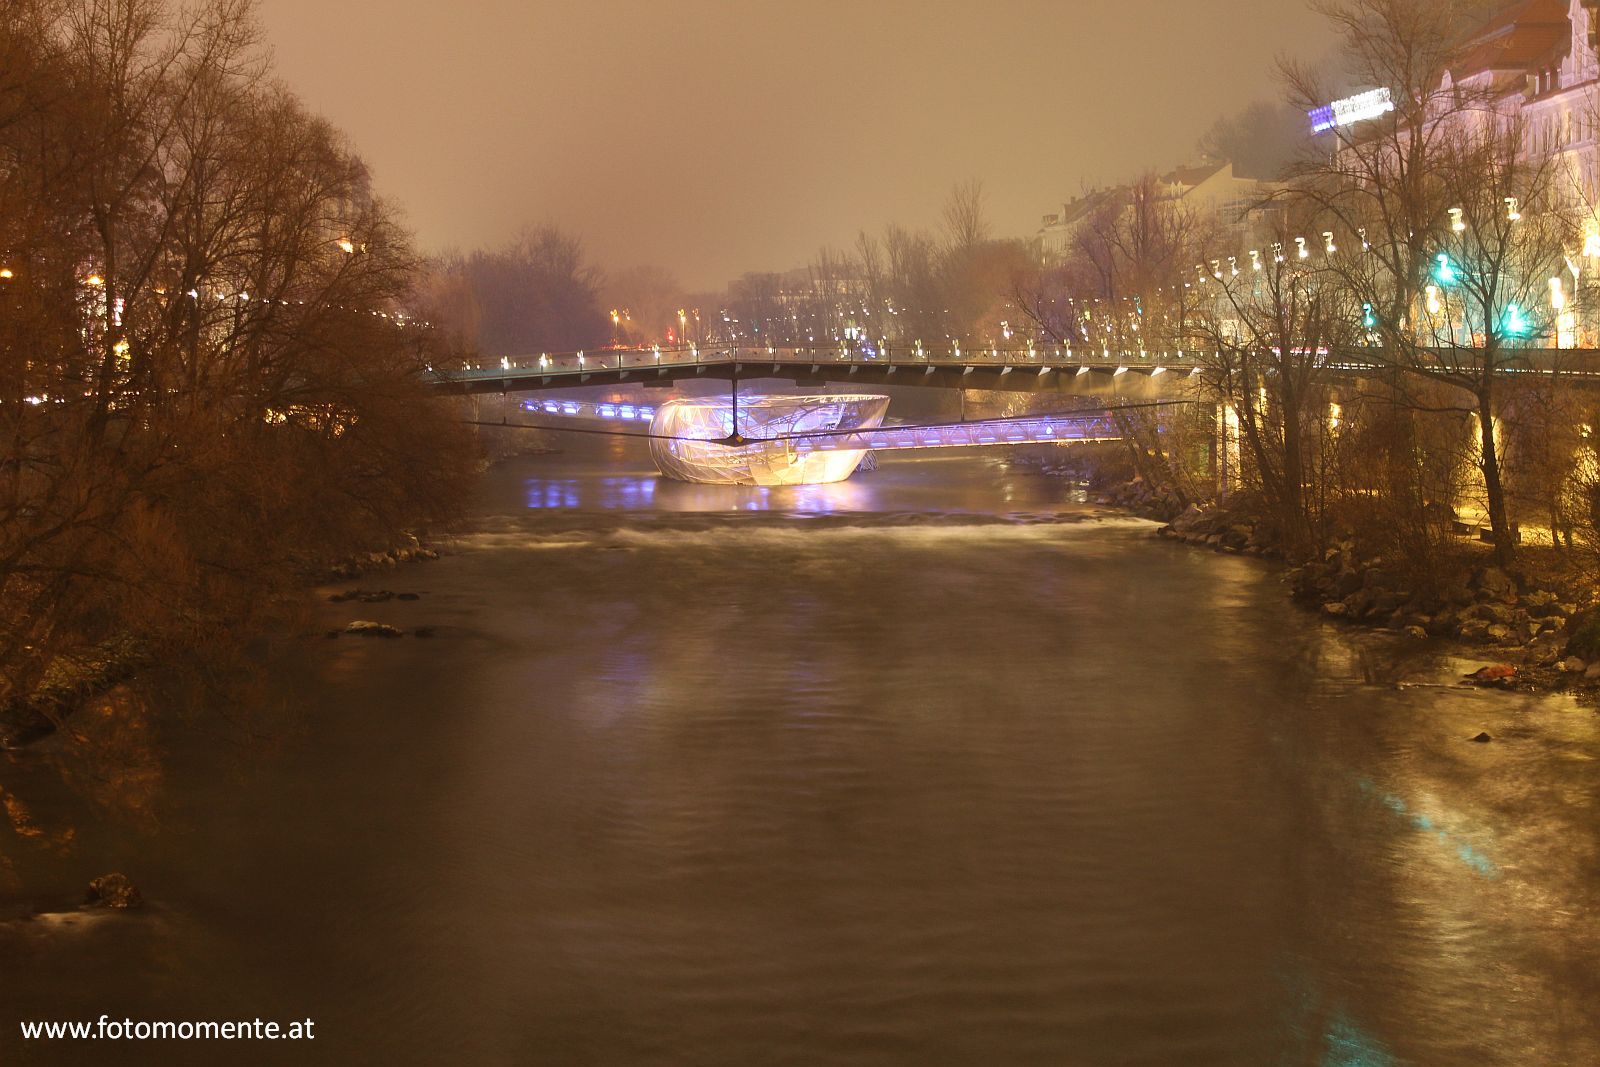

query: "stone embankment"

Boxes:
[1158, 502, 1600, 692]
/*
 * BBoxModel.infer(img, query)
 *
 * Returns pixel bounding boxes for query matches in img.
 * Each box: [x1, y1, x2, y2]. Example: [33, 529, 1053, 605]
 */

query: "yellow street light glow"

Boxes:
[0, 267, 12, 279]
[1449, 207, 1465, 232]
[86, 274, 104, 286]
[336, 237, 356, 253]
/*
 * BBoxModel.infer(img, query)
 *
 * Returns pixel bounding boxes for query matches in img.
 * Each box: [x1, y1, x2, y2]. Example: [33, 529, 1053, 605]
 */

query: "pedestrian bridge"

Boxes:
[505, 394, 1131, 453]
[425, 342, 1600, 396]
[426, 343, 1201, 396]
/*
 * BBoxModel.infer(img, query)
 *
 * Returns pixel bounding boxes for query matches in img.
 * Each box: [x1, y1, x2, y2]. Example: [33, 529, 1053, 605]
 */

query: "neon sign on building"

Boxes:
[1309, 88, 1395, 133]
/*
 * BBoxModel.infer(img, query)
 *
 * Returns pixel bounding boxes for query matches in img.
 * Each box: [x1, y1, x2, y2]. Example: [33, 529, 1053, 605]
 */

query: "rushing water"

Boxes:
[4, 441, 1600, 1065]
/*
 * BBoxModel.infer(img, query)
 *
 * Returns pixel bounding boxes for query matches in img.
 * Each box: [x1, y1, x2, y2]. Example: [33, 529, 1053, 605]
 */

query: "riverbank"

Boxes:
[1155, 498, 1600, 699]
[0, 533, 447, 751]
[1005, 451, 1600, 700]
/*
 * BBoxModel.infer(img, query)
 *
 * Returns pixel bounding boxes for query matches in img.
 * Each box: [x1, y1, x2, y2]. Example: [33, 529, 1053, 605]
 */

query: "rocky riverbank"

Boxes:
[2, 534, 446, 750]
[1157, 500, 1600, 697]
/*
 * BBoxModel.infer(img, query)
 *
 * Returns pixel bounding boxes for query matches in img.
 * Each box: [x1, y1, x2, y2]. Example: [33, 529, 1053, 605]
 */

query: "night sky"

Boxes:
[258, 0, 1329, 288]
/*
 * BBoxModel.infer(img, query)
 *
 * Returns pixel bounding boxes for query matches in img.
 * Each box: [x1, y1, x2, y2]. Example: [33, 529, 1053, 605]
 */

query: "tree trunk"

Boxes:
[1477, 389, 1515, 565]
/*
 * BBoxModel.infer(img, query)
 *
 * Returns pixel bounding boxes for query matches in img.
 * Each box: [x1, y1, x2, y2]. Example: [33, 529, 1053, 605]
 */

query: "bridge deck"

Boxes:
[426, 344, 1600, 395]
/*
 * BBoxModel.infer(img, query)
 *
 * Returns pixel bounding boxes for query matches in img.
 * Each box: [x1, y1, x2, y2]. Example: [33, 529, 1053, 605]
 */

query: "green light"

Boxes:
[1503, 303, 1529, 336]
[1362, 302, 1377, 329]
[1433, 253, 1456, 285]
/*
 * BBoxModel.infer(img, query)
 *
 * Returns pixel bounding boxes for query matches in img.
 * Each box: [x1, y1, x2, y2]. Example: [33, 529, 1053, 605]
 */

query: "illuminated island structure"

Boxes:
[648, 394, 890, 485]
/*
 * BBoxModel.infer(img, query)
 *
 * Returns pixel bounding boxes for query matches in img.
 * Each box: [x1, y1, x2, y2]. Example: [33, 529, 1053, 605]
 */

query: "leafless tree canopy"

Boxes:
[1, 0, 475, 725]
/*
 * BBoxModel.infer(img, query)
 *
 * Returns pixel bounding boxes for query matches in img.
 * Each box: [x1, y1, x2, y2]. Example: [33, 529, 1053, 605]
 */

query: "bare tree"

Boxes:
[942, 178, 990, 251]
[1283, 0, 1582, 563]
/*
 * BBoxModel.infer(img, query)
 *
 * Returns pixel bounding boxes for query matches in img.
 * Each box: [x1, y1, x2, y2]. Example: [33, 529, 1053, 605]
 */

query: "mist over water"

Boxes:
[4, 445, 1599, 1065]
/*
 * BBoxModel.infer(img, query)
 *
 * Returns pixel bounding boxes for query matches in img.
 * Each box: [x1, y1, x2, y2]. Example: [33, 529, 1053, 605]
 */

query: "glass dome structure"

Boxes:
[648, 394, 890, 485]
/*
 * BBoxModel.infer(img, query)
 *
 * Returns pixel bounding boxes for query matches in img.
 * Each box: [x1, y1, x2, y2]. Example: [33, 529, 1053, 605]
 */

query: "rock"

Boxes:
[1474, 566, 1516, 598]
[397, 592, 421, 601]
[1560, 656, 1586, 673]
[1564, 606, 1600, 661]
[84, 873, 142, 909]
[1586, 661, 1600, 681]
[1485, 623, 1513, 643]
[1470, 731, 1493, 743]
[344, 620, 403, 638]
[1528, 638, 1564, 667]
[1342, 589, 1374, 618]
[356, 590, 394, 603]
[1404, 625, 1428, 640]
[1524, 590, 1559, 614]
[1516, 619, 1541, 644]
[1370, 590, 1411, 616]
[1321, 601, 1349, 618]
[1457, 619, 1491, 643]
[1465, 601, 1513, 624]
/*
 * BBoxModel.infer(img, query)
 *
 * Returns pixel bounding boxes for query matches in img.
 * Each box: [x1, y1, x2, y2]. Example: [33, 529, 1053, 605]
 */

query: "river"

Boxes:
[3, 441, 1599, 1065]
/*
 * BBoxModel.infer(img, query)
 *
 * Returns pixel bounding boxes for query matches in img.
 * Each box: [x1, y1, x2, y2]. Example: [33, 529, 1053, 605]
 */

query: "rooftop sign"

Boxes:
[1309, 88, 1395, 133]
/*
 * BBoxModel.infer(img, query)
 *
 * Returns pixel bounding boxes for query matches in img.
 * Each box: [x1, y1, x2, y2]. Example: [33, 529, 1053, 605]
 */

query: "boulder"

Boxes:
[1342, 589, 1374, 617]
[344, 620, 403, 638]
[1369, 590, 1411, 616]
[1404, 625, 1428, 640]
[1560, 656, 1586, 673]
[1470, 731, 1493, 743]
[1485, 623, 1514, 643]
[1457, 619, 1491, 643]
[84, 873, 142, 909]
[1564, 606, 1600, 661]
[1523, 590, 1559, 614]
[1322, 601, 1349, 618]
[1474, 566, 1516, 599]
[1524, 631, 1564, 661]
[1477, 602, 1515, 625]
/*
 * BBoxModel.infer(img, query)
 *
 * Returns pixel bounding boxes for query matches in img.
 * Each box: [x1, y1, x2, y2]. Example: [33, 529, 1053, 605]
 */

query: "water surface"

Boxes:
[4, 445, 1599, 1065]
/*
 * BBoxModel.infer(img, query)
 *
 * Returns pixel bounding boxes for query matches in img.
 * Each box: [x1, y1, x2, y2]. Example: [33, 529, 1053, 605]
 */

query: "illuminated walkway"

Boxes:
[428, 343, 1196, 396]
[509, 395, 1128, 453]
[426, 342, 1600, 396]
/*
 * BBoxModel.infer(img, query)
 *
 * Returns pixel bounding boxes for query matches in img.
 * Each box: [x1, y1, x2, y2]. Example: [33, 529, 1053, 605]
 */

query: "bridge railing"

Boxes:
[433, 344, 1210, 381]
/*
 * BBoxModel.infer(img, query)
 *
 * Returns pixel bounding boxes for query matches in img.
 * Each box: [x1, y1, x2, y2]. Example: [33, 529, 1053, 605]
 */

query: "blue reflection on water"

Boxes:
[1322, 1007, 1396, 1066]
[1355, 776, 1500, 878]
[523, 477, 657, 510]
[522, 472, 883, 514]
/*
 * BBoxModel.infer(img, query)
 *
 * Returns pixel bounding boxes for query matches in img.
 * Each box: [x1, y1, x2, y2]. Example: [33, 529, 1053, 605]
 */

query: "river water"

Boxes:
[4, 442, 1600, 1065]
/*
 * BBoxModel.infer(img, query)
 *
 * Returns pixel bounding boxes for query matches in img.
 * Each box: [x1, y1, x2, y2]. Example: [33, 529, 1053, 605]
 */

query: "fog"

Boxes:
[258, 0, 1328, 287]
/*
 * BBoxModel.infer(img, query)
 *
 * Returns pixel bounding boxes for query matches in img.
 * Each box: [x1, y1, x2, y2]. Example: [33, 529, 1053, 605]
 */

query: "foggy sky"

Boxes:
[257, 0, 1329, 289]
